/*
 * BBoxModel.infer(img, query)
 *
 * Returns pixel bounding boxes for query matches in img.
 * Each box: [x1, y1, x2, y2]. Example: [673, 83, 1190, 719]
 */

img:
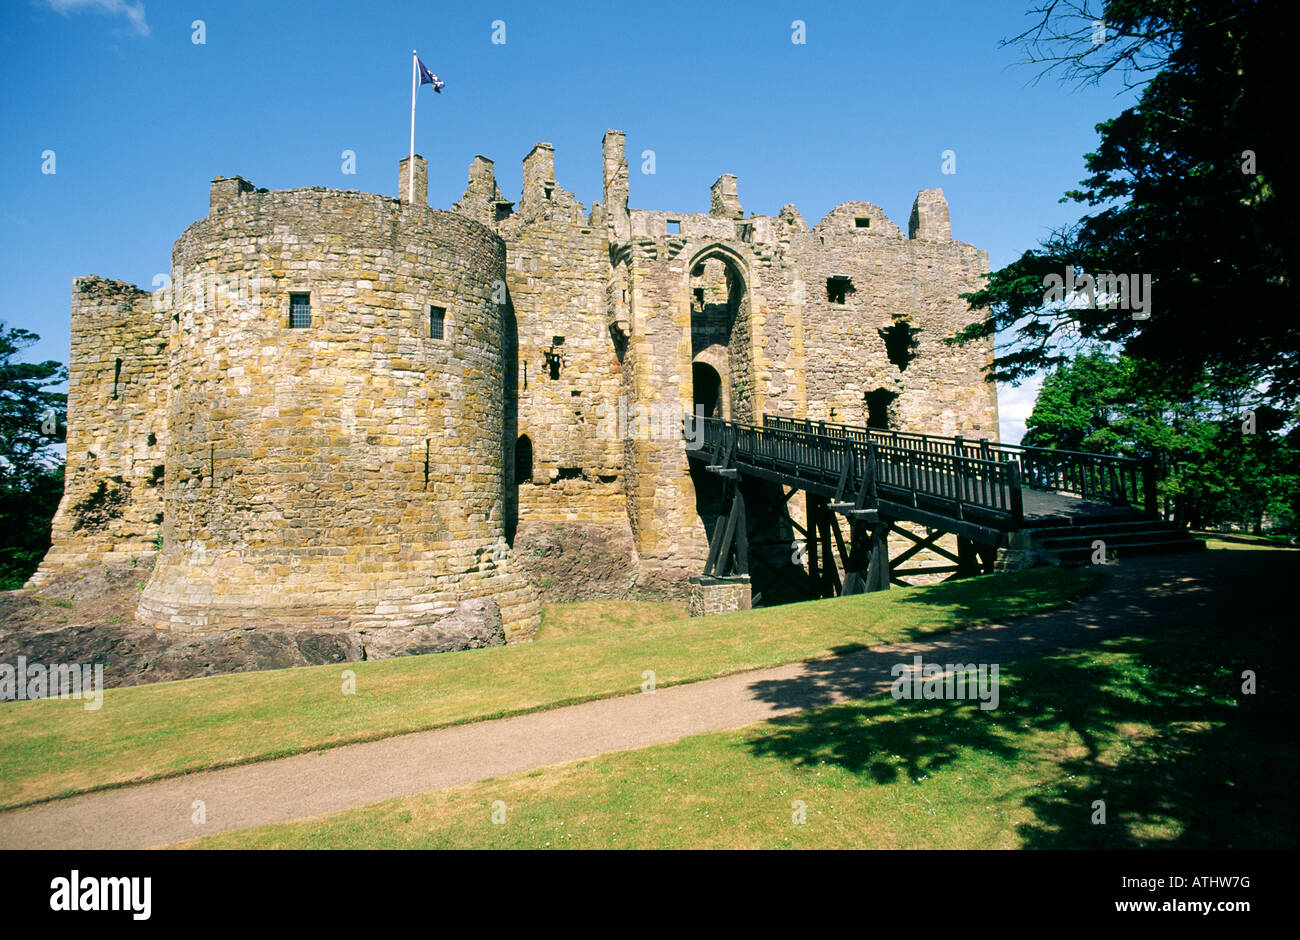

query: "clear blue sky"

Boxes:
[0, 0, 1138, 441]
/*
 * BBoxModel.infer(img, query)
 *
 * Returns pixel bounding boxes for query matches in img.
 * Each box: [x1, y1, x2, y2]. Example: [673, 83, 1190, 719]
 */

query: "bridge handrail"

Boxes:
[761, 415, 1141, 465]
[689, 416, 1026, 525]
[761, 415, 1153, 510]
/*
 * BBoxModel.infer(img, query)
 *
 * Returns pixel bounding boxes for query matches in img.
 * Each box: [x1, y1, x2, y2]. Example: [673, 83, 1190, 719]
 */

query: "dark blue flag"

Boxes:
[416, 56, 444, 93]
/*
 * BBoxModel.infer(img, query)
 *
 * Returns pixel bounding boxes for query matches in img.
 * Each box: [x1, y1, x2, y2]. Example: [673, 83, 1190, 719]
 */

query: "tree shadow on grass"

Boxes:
[743, 612, 1298, 848]
[885, 565, 1108, 630]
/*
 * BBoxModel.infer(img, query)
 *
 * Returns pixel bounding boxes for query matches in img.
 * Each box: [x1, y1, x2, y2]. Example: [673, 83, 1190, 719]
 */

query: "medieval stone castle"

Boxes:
[31, 130, 997, 644]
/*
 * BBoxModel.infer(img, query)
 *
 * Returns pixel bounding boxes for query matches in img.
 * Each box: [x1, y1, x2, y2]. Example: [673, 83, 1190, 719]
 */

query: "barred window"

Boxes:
[430, 305, 446, 340]
[289, 293, 311, 328]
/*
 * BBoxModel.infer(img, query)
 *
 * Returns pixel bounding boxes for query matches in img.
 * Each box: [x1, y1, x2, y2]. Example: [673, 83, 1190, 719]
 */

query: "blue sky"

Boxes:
[0, 0, 1139, 442]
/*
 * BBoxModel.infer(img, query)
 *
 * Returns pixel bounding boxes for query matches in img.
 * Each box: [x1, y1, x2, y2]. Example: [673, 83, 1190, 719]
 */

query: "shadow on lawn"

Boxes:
[743, 550, 1299, 848]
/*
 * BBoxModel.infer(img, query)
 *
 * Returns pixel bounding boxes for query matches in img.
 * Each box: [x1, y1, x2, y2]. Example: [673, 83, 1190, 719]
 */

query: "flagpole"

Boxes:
[408, 49, 418, 203]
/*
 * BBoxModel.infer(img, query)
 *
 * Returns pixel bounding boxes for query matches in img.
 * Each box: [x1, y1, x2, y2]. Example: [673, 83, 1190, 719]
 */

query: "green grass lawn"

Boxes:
[1195, 529, 1296, 546]
[0, 567, 1096, 810]
[180, 610, 1296, 850]
[1201, 535, 1297, 551]
[536, 599, 688, 640]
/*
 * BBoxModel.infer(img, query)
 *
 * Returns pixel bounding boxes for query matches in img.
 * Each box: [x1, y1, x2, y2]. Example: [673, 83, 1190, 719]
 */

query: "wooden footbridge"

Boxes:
[685, 415, 1200, 602]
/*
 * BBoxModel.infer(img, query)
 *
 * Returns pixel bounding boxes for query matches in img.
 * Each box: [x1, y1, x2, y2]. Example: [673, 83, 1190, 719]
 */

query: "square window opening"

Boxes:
[667, 220, 681, 235]
[854, 217, 870, 228]
[826, 277, 854, 305]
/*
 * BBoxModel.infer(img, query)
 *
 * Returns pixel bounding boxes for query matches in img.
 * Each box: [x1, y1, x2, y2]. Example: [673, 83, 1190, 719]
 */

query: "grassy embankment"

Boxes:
[0, 568, 1097, 809]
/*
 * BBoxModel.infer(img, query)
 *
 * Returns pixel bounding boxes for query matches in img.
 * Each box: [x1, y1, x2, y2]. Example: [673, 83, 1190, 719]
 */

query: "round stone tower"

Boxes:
[136, 167, 539, 639]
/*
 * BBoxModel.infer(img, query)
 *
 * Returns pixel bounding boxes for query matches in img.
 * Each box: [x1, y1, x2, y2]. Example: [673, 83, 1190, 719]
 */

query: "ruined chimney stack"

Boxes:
[709, 174, 743, 219]
[908, 188, 951, 240]
[602, 130, 630, 240]
[399, 154, 428, 206]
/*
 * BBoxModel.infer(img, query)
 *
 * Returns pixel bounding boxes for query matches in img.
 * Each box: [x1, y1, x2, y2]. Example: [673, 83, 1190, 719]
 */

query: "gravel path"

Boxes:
[0, 550, 1285, 849]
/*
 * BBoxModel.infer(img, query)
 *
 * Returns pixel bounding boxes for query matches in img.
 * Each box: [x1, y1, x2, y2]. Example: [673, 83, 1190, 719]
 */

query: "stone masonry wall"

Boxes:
[490, 151, 630, 529]
[135, 184, 539, 638]
[794, 197, 997, 436]
[38, 130, 998, 630]
[29, 277, 168, 584]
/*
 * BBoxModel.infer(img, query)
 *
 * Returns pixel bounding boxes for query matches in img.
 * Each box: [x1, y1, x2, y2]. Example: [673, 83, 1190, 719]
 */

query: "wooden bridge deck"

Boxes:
[1020, 490, 1146, 526]
[685, 414, 1180, 597]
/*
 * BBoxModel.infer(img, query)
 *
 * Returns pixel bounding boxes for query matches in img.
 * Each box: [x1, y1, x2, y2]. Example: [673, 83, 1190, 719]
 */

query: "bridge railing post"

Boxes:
[1008, 461, 1024, 525]
[866, 441, 878, 500]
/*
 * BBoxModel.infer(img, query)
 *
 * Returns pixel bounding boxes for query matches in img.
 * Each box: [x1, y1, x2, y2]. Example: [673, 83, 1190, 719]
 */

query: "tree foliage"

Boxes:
[1025, 351, 1299, 531]
[955, 0, 1297, 406]
[0, 323, 66, 588]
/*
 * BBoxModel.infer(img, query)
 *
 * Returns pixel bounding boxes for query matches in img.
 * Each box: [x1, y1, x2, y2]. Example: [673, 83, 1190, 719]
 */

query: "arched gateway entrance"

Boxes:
[682, 243, 798, 606]
[687, 244, 753, 424]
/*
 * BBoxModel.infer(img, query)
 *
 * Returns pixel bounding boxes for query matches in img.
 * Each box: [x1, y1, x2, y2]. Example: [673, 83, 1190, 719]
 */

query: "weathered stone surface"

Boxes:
[687, 576, 752, 617]
[513, 521, 639, 602]
[358, 597, 505, 659]
[37, 173, 540, 641]
[1, 567, 504, 691]
[34, 129, 997, 643]
[0, 622, 363, 690]
[26, 277, 167, 586]
[462, 132, 996, 596]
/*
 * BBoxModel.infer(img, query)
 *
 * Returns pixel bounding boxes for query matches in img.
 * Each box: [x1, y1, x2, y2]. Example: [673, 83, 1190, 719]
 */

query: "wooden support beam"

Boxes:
[747, 484, 801, 542]
[841, 527, 868, 595]
[715, 489, 741, 578]
[703, 515, 726, 576]
[830, 512, 850, 572]
[956, 536, 981, 578]
[820, 511, 841, 596]
[894, 565, 960, 577]
[872, 499, 1005, 545]
[734, 487, 750, 576]
[806, 492, 819, 594]
[888, 527, 958, 569]
[866, 522, 891, 592]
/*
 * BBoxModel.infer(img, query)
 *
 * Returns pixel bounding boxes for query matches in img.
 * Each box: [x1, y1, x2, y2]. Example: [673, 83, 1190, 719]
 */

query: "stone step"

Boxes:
[1034, 528, 1189, 549]
[1046, 538, 1205, 563]
[1027, 517, 1177, 533]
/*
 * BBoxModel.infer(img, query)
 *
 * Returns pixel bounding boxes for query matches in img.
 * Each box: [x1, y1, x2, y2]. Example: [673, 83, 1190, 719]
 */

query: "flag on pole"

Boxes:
[416, 56, 444, 93]
[408, 50, 444, 203]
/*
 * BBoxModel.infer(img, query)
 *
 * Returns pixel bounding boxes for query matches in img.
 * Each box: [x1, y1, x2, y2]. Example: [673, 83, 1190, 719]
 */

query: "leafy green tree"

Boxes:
[0, 323, 67, 589]
[955, 0, 1297, 407]
[1024, 350, 1298, 531]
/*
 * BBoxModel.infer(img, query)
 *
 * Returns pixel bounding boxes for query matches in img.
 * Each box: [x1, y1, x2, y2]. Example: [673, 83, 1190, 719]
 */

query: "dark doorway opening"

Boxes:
[864, 388, 899, 429]
[515, 435, 533, 485]
[693, 362, 723, 419]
